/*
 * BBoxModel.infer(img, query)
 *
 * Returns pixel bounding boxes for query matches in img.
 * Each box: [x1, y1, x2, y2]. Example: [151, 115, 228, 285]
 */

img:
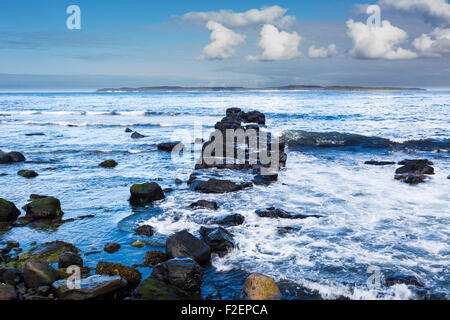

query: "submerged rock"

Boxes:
[22, 197, 63, 220]
[17, 170, 39, 178]
[134, 225, 155, 236]
[0, 151, 26, 164]
[24, 261, 59, 288]
[242, 274, 281, 300]
[151, 257, 203, 293]
[96, 261, 142, 289]
[166, 230, 211, 265]
[189, 200, 218, 210]
[252, 173, 278, 186]
[365, 160, 396, 166]
[129, 183, 165, 206]
[99, 160, 118, 168]
[190, 178, 252, 194]
[175, 178, 183, 184]
[157, 142, 184, 152]
[0, 199, 21, 223]
[132, 241, 145, 248]
[58, 251, 83, 269]
[131, 132, 145, 139]
[396, 159, 434, 175]
[132, 277, 181, 300]
[134, 251, 169, 268]
[212, 214, 245, 226]
[52, 275, 127, 300]
[385, 274, 422, 287]
[199, 227, 235, 257]
[256, 207, 322, 219]
[104, 243, 121, 254]
[395, 174, 426, 184]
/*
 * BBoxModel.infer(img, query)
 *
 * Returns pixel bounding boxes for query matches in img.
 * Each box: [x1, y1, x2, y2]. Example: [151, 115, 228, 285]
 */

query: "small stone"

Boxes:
[104, 243, 121, 254]
[131, 132, 145, 139]
[99, 160, 118, 168]
[190, 200, 218, 210]
[134, 225, 155, 237]
[175, 178, 183, 184]
[18, 170, 39, 178]
[131, 241, 145, 248]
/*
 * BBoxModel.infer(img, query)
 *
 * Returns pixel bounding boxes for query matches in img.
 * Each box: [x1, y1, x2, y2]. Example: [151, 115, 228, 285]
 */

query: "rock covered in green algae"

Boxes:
[52, 275, 127, 300]
[99, 159, 118, 168]
[9, 241, 79, 270]
[131, 240, 145, 248]
[17, 170, 39, 178]
[0, 199, 21, 223]
[95, 261, 142, 289]
[132, 277, 182, 300]
[129, 182, 165, 206]
[22, 197, 63, 220]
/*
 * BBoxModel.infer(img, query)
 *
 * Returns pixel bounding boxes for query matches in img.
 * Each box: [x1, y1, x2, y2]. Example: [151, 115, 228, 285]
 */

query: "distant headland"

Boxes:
[97, 85, 426, 93]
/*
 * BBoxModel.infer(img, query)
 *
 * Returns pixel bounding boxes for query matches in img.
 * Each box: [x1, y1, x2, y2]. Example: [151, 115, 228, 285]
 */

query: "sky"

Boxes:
[0, 0, 449, 90]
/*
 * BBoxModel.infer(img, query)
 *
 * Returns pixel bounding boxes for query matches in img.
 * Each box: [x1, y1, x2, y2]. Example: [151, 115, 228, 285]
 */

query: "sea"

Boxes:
[0, 90, 449, 300]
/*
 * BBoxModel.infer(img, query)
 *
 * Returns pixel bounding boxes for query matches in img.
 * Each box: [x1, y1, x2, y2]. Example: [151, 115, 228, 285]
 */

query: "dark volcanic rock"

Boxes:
[103, 243, 121, 254]
[365, 161, 396, 166]
[24, 261, 59, 288]
[189, 200, 218, 210]
[0, 199, 21, 223]
[256, 207, 322, 219]
[99, 159, 118, 168]
[151, 257, 203, 293]
[125, 128, 133, 133]
[252, 173, 278, 186]
[242, 110, 266, 125]
[190, 178, 252, 194]
[29, 194, 49, 201]
[396, 159, 435, 175]
[395, 174, 426, 184]
[0, 268, 23, 286]
[22, 197, 63, 220]
[385, 274, 422, 287]
[52, 275, 127, 300]
[25, 133, 45, 136]
[131, 132, 145, 139]
[157, 142, 184, 152]
[0, 151, 25, 164]
[199, 227, 235, 257]
[17, 170, 38, 178]
[134, 225, 155, 236]
[166, 230, 211, 265]
[59, 251, 83, 268]
[129, 182, 165, 206]
[212, 214, 245, 226]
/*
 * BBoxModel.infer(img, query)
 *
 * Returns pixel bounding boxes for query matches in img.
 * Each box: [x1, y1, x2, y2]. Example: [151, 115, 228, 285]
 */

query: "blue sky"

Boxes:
[0, 0, 449, 90]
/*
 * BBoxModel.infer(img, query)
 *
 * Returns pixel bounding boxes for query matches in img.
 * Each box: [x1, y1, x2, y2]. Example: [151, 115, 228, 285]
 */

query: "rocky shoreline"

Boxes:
[1, 108, 446, 300]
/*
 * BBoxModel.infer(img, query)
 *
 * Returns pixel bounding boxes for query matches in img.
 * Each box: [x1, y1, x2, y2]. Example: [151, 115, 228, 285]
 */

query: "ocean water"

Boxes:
[0, 91, 449, 300]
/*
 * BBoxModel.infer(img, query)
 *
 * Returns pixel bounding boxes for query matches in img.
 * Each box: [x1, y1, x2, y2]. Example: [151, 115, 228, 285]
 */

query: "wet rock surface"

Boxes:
[0, 199, 21, 223]
[0, 150, 25, 164]
[22, 197, 63, 220]
[190, 200, 219, 210]
[23, 261, 59, 288]
[211, 214, 245, 226]
[58, 251, 83, 268]
[166, 230, 211, 265]
[99, 159, 118, 168]
[199, 227, 235, 257]
[395, 159, 435, 184]
[129, 182, 165, 206]
[17, 170, 39, 178]
[242, 273, 281, 300]
[255, 207, 323, 220]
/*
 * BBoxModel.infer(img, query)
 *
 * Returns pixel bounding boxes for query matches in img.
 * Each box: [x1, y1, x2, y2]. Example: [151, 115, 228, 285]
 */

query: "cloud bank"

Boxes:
[202, 21, 245, 60]
[380, 0, 450, 26]
[346, 19, 418, 59]
[247, 24, 301, 61]
[413, 27, 450, 57]
[309, 44, 337, 58]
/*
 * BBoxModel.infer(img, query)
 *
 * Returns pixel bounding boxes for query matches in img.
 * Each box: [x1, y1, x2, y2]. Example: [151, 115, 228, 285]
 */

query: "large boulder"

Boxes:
[11, 241, 79, 270]
[199, 227, 235, 257]
[189, 200, 218, 210]
[0, 151, 25, 164]
[190, 179, 252, 194]
[166, 230, 211, 265]
[151, 257, 203, 293]
[22, 197, 63, 220]
[0, 199, 21, 223]
[212, 214, 245, 226]
[95, 262, 142, 289]
[58, 252, 83, 269]
[52, 275, 127, 300]
[0, 268, 23, 286]
[24, 261, 59, 288]
[0, 284, 17, 300]
[133, 277, 182, 300]
[129, 183, 165, 206]
[242, 274, 281, 300]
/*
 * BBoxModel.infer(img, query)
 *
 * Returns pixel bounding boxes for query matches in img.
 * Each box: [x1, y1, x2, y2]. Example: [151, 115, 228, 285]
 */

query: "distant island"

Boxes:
[97, 85, 426, 93]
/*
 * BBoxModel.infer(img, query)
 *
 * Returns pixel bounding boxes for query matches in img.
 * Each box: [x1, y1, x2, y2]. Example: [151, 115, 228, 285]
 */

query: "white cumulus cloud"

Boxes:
[201, 21, 245, 60]
[413, 27, 450, 57]
[308, 44, 338, 58]
[247, 24, 301, 61]
[181, 5, 296, 29]
[346, 19, 418, 59]
[379, 0, 450, 26]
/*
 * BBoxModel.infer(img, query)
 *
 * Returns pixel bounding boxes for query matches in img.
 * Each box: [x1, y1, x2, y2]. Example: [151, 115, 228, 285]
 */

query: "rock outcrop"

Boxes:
[165, 230, 211, 265]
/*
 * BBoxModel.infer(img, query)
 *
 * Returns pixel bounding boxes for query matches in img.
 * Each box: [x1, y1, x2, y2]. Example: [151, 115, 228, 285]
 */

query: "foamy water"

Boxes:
[0, 91, 449, 300]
